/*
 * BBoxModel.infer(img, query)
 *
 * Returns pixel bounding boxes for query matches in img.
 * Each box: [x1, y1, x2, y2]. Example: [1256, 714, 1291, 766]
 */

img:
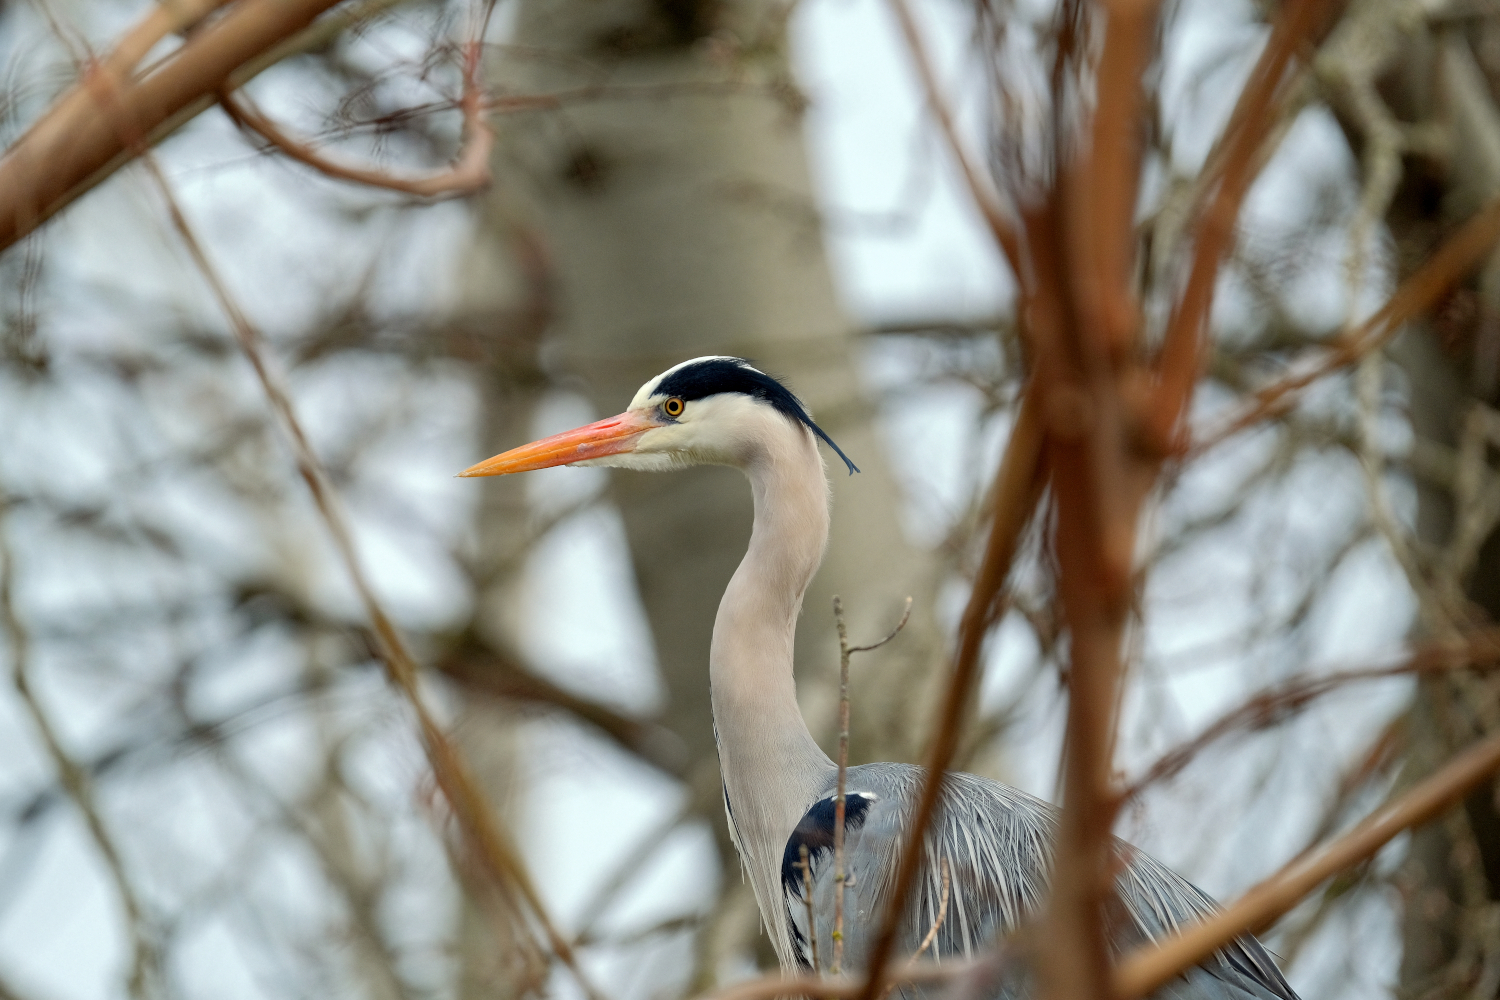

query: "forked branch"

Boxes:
[831, 595, 914, 975]
[218, 41, 492, 200]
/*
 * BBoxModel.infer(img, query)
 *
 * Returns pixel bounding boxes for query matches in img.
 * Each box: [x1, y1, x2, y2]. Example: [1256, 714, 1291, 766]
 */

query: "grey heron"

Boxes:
[460, 356, 1299, 1000]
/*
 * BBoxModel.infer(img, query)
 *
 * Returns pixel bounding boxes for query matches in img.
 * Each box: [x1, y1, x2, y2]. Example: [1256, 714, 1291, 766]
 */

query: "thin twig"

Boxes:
[831, 595, 914, 976]
[135, 154, 605, 1000]
[218, 39, 492, 200]
[832, 595, 852, 975]
[849, 597, 914, 655]
[884, 0, 1022, 273]
[857, 387, 1047, 1000]
[0, 502, 161, 1000]
[1114, 727, 1500, 999]
[1123, 630, 1500, 800]
[801, 844, 820, 974]
[1196, 192, 1500, 452]
[909, 856, 950, 964]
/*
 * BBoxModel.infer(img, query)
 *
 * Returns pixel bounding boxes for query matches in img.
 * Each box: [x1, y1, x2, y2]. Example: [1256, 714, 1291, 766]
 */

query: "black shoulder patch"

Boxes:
[780, 793, 875, 896]
[655, 358, 860, 475]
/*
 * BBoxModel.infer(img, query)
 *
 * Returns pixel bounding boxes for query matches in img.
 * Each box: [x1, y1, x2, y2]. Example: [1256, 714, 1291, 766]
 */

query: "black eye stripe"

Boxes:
[652, 358, 860, 475]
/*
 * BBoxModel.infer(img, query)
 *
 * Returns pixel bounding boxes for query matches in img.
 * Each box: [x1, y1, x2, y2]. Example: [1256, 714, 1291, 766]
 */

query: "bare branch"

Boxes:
[135, 154, 606, 1000]
[218, 40, 492, 200]
[857, 385, 1047, 1000]
[884, 0, 1023, 273]
[1115, 728, 1500, 999]
[1123, 627, 1500, 799]
[1198, 192, 1500, 451]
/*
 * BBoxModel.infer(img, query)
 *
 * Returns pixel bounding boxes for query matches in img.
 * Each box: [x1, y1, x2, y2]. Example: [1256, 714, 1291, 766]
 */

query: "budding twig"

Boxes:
[831, 596, 913, 975]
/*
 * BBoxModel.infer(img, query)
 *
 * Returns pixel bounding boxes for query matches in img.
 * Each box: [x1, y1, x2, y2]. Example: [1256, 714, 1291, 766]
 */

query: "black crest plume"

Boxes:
[654, 358, 860, 475]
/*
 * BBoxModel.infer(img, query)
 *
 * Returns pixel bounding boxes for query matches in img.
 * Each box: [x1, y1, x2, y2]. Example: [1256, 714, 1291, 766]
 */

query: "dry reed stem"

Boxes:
[856, 388, 1047, 1000]
[136, 155, 605, 1000]
[1198, 192, 1500, 451]
[1114, 727, 1500, 999]
[218, 40, 492, 200]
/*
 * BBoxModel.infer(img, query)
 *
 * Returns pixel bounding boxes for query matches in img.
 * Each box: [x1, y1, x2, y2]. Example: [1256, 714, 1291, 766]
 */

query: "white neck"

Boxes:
[710, 415, 837, 959]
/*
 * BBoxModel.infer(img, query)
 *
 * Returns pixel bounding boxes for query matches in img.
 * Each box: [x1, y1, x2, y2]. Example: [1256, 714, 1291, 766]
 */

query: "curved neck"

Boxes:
[711, 420, 836, 939]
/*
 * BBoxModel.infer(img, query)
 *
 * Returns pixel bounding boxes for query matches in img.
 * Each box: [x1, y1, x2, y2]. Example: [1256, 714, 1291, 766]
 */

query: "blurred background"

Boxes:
[1, 0, 1498, 998]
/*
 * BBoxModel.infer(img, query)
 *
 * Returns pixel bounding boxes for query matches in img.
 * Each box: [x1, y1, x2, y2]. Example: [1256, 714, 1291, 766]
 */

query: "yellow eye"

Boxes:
[663, 397, 684, 418]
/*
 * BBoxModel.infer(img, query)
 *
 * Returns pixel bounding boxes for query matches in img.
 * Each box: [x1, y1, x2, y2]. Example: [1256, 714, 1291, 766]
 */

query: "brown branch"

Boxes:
[1197, 192, 1500, 451]
[696, 955, 992, 1000]
[909, 856, 951, 964]
[884, 0, 1023, 274]
[1122, 627, 1500, 800]
[0, 502, 161, 1000]
[135, 155, 606, 1000]
[0, 0, 351, 250]
[856, 385, 1047, 1000]
[1114, 728, 1500, 999]
[1150, 0, 1345, 446]
[218, 40, 492, 200]
[1070, 0, 1156, 359]
[436, 640, 688, 779]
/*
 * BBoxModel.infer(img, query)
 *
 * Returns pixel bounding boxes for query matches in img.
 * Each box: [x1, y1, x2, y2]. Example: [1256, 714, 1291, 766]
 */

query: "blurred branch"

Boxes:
[697, 954, 992, 1000]
[1199, 192, 1500, 451]
[219, 40, 491, 200]
[1114, 726, 1500, 999]
[1123, 627, 1500, 799]
[0, 0, 359, 249]
[0, 502, 161, 1000]
[136, 154, 605, 1000]
[1151, 0, 1347, 447]
[885, 0, 1022, 273]
[436, 639, 688, 778]
[1033, 4, 1166, 994]
[856, 386, 1046, 1000]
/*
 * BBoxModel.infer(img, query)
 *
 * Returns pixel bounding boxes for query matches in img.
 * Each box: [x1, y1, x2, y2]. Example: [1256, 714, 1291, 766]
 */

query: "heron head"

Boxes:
[458, 356, 859, 478]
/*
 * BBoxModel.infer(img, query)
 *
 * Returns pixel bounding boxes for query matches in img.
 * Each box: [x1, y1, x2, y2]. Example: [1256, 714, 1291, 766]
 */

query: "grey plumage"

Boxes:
[772, 765, 1299, 1000]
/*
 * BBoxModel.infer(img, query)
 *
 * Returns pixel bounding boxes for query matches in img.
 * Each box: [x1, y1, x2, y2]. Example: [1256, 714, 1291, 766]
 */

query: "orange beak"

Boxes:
[457, 410, 659, 477]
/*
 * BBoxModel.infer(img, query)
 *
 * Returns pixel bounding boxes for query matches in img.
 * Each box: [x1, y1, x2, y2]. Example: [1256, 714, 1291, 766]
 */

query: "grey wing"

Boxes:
[1114, 849, 1299, 1000]
[781, 766, 1055, 972]
[781, 764, 1299, 1000]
